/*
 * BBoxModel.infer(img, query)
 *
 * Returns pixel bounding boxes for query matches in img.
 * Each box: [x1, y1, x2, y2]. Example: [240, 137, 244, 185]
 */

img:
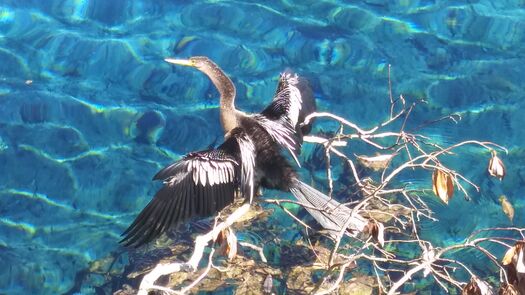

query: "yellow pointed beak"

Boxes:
[164, 58, 195, 67]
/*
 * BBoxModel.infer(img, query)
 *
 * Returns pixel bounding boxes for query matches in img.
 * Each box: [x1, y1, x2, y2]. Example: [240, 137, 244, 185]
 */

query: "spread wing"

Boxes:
[261, 70, 316, 136]
[121, 130, 255, 247]
[259, 70, 317, 164]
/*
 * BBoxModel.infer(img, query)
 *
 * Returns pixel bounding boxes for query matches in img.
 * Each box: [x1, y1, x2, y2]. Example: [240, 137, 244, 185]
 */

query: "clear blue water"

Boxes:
[0, 0, 524, 294]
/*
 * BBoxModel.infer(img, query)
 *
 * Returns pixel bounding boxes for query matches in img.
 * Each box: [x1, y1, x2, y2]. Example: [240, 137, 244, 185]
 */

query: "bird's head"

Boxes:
[164, 55, 236, 120]
[164, 56, 215, 72]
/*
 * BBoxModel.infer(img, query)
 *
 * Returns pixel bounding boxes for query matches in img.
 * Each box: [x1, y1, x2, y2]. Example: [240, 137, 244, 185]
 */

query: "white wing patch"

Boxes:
[276, 72, 303, 127]
[165, 156, 236, 187]
[236, 133, 256, 203]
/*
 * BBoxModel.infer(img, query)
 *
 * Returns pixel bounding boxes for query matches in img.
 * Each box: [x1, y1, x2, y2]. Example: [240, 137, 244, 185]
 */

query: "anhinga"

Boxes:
[121, 56, 365, 247]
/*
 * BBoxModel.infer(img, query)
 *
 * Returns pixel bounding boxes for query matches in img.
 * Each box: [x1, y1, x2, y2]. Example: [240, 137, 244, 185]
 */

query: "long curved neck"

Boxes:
[201, 61, 238, 134]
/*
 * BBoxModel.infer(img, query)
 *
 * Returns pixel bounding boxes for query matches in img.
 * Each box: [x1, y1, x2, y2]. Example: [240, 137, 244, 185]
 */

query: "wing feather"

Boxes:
[253, 114, 301, 166]
[163, 188, 179, 231]
[144, 192, 172, 244]
[235, 131, 256, 203]
[260, 70, 316, 161]
[121, 127, 260, 247]
[121, 147, 239, 247]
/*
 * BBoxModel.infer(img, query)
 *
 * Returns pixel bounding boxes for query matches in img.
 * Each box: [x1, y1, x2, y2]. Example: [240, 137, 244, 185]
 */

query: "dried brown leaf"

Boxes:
[488, 150, 506, 180]
[215, 228, 238, 260]
[364, 221, 385, 247]
[376, 222, 385, 247]
[502, 246, 517, 265]
[462, 279, 480, 295]
[498, 283, 519, 295]
[215, 229, 226, 245]
[499, 195, 514, 223]
[462, 277, 494, 295]
[224, 228, 238, 260]
[356, 154, 395, 171]
[432, 169, 454, 204]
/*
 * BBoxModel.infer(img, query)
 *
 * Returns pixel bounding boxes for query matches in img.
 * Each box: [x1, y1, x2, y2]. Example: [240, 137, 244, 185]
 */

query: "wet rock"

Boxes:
[132, 110, 166, 144]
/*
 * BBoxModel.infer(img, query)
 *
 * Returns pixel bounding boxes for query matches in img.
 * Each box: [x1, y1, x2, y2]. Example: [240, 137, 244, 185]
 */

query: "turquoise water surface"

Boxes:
[0, 1, 524, 294]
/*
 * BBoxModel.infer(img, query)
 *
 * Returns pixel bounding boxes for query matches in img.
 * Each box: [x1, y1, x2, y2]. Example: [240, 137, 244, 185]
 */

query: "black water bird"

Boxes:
[121, 56, 365, 247]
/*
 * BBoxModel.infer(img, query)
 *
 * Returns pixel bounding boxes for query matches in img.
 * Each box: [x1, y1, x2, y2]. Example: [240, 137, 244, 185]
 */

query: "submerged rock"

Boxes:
[132, 110, 166, 144]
